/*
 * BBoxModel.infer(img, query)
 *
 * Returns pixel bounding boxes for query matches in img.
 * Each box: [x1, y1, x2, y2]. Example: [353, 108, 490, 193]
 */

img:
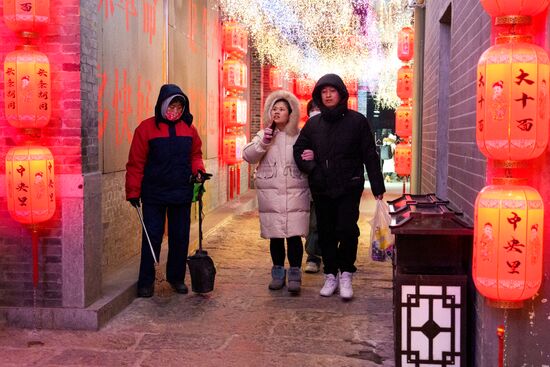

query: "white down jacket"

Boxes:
[243, 90, 310, 239]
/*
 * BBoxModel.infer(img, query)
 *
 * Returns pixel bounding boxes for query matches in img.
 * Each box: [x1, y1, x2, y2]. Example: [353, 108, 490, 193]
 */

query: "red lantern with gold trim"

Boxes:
[5, 145, 55, 224]
[479, 0, 550, 17]
[223, 132, 247, 164]
[4, 45, 51, 129]
[476, 35, 549, 161]
[222, 21, 248, 57]
[3, 0, 50, 37]
[397, 65, 413, 101]
[396, 104, 413, 138]
[473, 179, 543, 307]
[397, 27, 414, 62]
[223, 97, 247, 127]
[394, 143, 412, 176]
[223, 59, 246, 92]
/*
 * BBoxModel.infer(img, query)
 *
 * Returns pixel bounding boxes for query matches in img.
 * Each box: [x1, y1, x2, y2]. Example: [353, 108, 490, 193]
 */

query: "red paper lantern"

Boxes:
[3, 0, 50, 37]
[4, 45, 51, 128]
[396, 104, 413, 137]
[476, 35, 549, 161]
[345, 79, 358, 95]
[397, 65, 413, 101]
[222, 97, 247, 127]
[223, 59, 247, 92]
[479, 0, 550, 17]
[222, 21, 248, 57]
[299, 98, 308, 122]
[397, 27, 414, 62]
[223, 133, 247, 164]
[295, 78, 314, 98]
[394, 143, 412, 176]
[347, 96, 358, 111]
[473, 180, 543, 307]
[5, 145, 55, 224]
[269, 67, 283, 91]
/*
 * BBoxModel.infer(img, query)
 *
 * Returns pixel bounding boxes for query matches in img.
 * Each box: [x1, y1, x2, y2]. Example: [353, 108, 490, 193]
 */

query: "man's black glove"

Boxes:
[128, 198, 140, 208]
[194, 170, 212, 183]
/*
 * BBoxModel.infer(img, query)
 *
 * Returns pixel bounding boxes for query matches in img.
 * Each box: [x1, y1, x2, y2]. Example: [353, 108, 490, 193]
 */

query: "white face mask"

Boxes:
[309, 110, 321, 117]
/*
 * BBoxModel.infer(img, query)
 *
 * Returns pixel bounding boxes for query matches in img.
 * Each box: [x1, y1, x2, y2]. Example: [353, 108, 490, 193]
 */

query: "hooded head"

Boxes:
[311, 74, 349, 122]
[154, 84, 193, 126]
[263, 90, 301, 136]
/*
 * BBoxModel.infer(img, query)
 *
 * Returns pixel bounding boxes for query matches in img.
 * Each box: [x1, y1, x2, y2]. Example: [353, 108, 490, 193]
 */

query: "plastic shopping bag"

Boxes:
[370, 200, 395, 262]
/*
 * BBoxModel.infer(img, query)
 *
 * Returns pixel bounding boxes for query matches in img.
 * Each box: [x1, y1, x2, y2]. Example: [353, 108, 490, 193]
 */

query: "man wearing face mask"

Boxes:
[126, 84, 205, 298]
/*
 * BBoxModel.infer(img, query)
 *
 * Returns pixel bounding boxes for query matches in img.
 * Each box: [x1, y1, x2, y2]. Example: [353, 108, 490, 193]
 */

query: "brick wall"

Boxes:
[0, 1, 82, 307]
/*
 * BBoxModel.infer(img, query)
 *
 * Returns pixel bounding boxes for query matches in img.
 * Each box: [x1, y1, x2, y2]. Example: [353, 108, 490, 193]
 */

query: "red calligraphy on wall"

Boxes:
[99, 0, 158, 44]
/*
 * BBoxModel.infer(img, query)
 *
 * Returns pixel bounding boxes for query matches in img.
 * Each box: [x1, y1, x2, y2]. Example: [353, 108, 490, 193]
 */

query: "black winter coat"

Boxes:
[293, 74, 385, 198]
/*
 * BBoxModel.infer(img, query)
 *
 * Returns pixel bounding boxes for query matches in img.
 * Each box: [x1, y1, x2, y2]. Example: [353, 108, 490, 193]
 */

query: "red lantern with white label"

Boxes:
[394, 143, 412, 176]
[396, 65, 413, 101]
[396, 104, 413, 138]
[4, 45, 51, 129]
[5, 145, 55, 224]
[269, 67, 283, 91]
[397, 27, 414, 62]
[3, 0, 50, 37]
[222, 21, 248, 57]
[479, 0, 550, 17]
[223, 133, 247, 164]
[223, 59, 247, 92]
[223, 97, 247, 127]
[473, 179, 543, 307]
[476, 35, 549, 161]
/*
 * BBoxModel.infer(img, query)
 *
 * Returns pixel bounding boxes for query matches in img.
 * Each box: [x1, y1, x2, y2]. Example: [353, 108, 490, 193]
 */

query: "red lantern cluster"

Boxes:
[473, 0, 549, 308]
[222, 21, 248, 168]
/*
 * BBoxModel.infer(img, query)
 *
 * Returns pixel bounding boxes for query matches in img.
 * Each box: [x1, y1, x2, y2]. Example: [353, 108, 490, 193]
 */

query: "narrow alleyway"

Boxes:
[0, 184, 402, 367]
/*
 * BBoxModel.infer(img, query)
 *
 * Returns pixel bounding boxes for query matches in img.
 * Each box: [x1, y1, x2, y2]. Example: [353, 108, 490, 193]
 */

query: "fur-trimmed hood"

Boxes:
[263, 90, 301, 136]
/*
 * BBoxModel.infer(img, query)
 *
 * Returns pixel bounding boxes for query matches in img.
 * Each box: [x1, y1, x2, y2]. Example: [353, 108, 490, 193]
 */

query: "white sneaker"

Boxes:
[339, 272, 353, 300]
[304, 261, 320, 273]
[320, 274, 339, 297]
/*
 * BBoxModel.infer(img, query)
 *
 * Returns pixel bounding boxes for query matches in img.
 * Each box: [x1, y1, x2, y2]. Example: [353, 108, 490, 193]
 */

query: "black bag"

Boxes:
[380, 144, 393, 160]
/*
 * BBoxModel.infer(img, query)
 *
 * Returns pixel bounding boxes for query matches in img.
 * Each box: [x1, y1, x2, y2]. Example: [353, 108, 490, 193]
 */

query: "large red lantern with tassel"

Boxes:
[473, 179, 543, 307]
[476, 35, 549, 161]
[222, 21, 248, 57]
[479, 0, 550, 17]
[5, 145, 55, 224]
[397, 27, 414, 62]
[397, 65, 413, 101]
[4, 45, 51, 129]
[3, 0, 50, 37]
[394, 143, 412, 176]
[396, 104, 413, 137]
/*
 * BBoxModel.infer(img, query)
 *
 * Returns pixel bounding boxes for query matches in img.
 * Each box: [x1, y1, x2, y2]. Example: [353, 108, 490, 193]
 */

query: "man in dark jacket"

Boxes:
[293, 74, 385, 300]
[126, 84, 205, 297]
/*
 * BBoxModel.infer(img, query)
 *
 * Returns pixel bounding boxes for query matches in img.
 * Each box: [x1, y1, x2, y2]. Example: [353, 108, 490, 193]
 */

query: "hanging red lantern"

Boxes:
[222, 21, 248, 57]
[4, 45, 51, 129]
[479, 0, 550, 17]
[223, 59, 246, 92]
[295, 78, 314, 98]
[397, 65, 413, 101]
[394, 143, 412, 176]
[345, 79, 358, 95]
[3, 0, 50, 37]
[396, 104, 413, 138]
[269, 67, 283, 91]
[299, 98, 308, 122]
[397, 27, 414, 62]
[223, 132, 247, 164]
[473, 179, 543, 307]
[222, 97, 247, 127]
[476, 35, 549, 161]
[347, 96, 358, 111]
[5, 145, 55, 224]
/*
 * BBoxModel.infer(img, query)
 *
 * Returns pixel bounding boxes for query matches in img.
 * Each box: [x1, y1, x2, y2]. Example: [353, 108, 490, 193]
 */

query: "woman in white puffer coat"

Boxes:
[243, 90, 310, 294]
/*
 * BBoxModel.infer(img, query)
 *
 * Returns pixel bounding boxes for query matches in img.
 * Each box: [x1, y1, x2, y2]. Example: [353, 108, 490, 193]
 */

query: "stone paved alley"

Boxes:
[0, 184, 402, 367]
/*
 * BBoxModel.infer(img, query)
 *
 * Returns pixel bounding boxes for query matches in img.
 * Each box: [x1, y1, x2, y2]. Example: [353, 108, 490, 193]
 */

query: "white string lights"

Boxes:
[217, 0, 412, 108]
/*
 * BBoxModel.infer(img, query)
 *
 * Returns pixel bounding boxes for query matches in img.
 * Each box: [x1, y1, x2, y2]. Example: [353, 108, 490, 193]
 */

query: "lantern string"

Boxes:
[497, 323, 504, 367]
[31, 228, 39, 288]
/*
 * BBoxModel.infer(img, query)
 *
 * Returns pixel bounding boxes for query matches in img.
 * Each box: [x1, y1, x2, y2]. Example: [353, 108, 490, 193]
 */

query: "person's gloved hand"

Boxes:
[128, 198, 140, 208]
[262, 126, 274, 144]
[301, 149, 314, 161]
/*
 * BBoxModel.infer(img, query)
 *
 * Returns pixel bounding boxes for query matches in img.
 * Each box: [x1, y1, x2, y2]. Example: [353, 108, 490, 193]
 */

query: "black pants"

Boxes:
[313, 189, 363, 275]
[138, 202, 191, 288]
[270, 236, 303, 268]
